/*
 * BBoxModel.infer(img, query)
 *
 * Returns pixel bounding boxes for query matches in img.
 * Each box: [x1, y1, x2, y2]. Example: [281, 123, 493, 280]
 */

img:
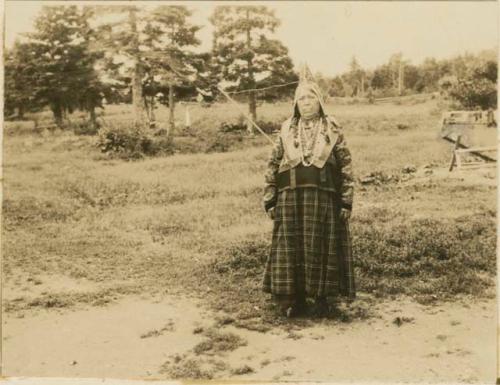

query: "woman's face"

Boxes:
[297, 88, 320, 118]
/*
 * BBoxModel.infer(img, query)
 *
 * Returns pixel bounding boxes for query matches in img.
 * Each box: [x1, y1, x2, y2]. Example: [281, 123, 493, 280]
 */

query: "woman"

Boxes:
[262, 71, 355, 317]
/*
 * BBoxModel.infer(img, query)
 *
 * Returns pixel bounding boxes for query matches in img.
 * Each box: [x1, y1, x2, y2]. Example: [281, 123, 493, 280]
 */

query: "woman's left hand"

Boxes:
[339, 208, 351, 222]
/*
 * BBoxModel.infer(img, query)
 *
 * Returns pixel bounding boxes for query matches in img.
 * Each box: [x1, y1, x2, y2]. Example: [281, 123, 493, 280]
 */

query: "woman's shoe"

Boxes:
[282, 304, 304, 318]
[313, 296, 329, 318]
[294, 298, 307, 317]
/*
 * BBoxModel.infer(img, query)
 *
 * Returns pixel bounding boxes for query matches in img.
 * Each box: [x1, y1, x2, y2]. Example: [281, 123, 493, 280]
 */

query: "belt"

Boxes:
[276, 163, 336, 191]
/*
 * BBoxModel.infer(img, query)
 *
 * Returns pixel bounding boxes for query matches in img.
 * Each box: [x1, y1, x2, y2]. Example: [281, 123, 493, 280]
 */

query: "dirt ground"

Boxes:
[3, 291, 496, 383]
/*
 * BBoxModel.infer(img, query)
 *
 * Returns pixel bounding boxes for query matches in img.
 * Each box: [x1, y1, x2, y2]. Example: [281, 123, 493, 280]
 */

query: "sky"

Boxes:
[4, 1, 498, 77]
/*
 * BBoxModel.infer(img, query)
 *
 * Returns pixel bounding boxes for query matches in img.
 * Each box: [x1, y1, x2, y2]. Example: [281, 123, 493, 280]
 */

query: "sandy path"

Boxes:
[2, 294, 497, 383]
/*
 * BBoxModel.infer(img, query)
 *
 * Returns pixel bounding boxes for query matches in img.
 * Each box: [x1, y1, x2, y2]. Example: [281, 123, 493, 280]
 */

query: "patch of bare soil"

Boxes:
[2, 294, 496, 383]
[3, 272, 138, 314]
[3, 272, 98, 302]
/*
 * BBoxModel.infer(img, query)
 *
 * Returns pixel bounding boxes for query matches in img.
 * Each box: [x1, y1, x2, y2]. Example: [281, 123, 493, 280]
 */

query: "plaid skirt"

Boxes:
[262, 187, 355, 299]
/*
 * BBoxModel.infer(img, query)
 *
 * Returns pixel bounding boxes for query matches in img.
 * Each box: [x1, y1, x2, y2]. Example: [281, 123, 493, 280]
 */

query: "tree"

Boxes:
[20, 6, 104, 127]
[314, 72, 331, 101]
[387, 53, 408, 95]
[449, 60, 497, 110]
[329, 76, 345, 97]
[371, 64, 392, 91]
[141, 5, 202, 133]
[93, 5, 202, 132]
[419, 57, 444, 92]
[4, 40, 39, 119]
[210, 5, 297, 132]
[247, 35, 298, 103]
[326, 48, 497, 100]
[403, 64, 422, 92]
[92, 5, 148, 128]
[448, 54, 472, 80]
[438, 75, 457, 96]
[347, 56, 365, 96]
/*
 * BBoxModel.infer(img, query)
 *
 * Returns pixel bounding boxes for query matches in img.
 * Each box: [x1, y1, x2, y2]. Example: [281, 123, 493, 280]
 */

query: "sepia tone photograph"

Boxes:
[1, 0, 498, 383]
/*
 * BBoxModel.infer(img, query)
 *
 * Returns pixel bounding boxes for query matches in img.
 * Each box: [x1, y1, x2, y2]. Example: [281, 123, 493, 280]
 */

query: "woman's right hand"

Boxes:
[267, 207, 275, 220]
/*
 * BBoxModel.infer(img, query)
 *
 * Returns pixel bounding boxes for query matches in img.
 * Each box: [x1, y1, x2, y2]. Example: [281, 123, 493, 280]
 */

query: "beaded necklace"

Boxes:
[299, 118, 321, 166]
[292, 116, 332, 166]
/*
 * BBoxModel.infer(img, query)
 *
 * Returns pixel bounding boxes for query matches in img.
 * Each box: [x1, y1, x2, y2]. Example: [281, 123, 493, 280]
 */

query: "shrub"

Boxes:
[255, 119, 280, 134]
[71, 120, 99, 136]
[219, 122, 246, 133]
[450, 77, 497, 110]
[172, 136, 207, 154]
[96, 122, 174, 159]
[205, 131, 244, 153]
[449, 60, 497, 110]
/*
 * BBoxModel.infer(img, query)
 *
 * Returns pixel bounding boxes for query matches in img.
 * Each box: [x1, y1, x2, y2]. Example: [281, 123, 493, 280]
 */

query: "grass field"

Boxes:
[2, 98, 496, 323]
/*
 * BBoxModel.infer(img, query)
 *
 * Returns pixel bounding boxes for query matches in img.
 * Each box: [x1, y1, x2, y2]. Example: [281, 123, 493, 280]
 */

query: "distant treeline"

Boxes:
[4, 4, 497, 131]
[316, 50, 497, 107]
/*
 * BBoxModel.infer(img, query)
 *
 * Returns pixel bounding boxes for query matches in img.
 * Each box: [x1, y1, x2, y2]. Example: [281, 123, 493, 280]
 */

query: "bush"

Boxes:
[96, 122, 174, 159]
[449, 60, 497, 110]
[71, 120, 99, 136]
[218, 117, 280, 135]
[255, 119, 280, 134]
[219, 122, 246, 133]
[205, 131, 244, 153]
[449, 77, 497, 110]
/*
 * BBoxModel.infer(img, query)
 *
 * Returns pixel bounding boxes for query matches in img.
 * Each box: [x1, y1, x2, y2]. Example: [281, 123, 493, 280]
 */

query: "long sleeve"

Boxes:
[263, 136, 284, 212]
[333, 131, 354, 210]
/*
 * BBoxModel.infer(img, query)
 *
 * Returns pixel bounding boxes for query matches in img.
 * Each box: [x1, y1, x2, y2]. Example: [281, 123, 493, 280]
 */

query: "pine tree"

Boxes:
[141, 5, 201, 134]
[19, 5, 103, 127]
[4, 40, 39, 119]
[348, 56, 365, 96]
[210, 5, 297, 132]
[92, 5, 201, 132]
[90, 5, 148, 128]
